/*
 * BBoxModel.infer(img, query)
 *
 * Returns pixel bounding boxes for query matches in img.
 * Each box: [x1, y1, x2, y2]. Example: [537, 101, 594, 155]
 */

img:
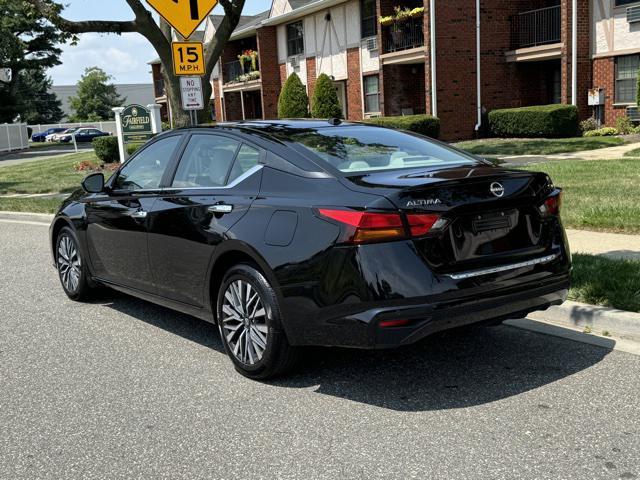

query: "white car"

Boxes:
[47, 128, 78, 142]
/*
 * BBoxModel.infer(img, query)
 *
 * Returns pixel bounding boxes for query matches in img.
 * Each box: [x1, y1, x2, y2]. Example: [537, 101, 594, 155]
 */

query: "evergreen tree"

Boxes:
[277, 72, 309, 118]
[69, 67, 124, 121]
[16, 68, 64, 123]
[311, 74, 342, 119]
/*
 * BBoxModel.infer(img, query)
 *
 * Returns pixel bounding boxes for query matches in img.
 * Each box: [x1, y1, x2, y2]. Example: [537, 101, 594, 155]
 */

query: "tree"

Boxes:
[16, 67, 64, 123]
[311, 73, 342, 119]
[277, 73, 309, 118]
[0, 0, 67, 122]
[28, 0, 246, 127]
[68, 67, 124, 121]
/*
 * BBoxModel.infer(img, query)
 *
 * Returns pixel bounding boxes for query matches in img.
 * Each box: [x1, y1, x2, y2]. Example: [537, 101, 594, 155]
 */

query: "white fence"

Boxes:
[0, 123, 29, 153]
[28, 121, 118, 137]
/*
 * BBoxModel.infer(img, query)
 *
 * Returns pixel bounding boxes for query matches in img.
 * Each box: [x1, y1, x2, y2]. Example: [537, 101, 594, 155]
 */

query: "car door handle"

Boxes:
[130, 210, 148, 219]
[208, 204, 233, 214]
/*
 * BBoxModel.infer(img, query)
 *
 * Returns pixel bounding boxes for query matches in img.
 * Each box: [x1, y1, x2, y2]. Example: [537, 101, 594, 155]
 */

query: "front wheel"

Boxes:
[217, 264, 299, 379]
[56, 226, 94, 301]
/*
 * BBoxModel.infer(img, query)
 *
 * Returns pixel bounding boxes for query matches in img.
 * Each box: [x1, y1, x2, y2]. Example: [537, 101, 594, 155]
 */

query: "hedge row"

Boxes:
[362, 114, 440, 138]
[488, 104, 579, 138]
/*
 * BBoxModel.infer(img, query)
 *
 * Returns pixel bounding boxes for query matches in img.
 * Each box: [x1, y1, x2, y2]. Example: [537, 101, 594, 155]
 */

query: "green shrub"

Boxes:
[362, 115, 440, 138]
[162, 121, 171, 131]
[277, 72, 309, 118]
[311, 73, 343, 119]
[634, 125, 640, 134]
[580, 117, 598, 133]
[92, 136, 120, 163]
[488, 104, 579, 138]
[616, 115, 634, 135]
[126, 143, 143, 155]
[637, 67, 640, 106]
[583, 127, 618, 137]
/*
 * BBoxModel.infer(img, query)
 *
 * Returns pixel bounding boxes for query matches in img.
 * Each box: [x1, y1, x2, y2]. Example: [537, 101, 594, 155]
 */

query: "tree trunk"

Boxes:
[164, 70, 190, 127]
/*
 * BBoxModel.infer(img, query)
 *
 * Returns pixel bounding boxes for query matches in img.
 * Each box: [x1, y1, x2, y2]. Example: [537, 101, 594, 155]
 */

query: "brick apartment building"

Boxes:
[150, 0, 640, 140]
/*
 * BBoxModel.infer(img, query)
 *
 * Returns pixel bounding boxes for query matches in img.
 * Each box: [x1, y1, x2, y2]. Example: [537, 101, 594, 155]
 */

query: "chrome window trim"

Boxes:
[445, 253, 560, 280]
[115, 165, 264, 194]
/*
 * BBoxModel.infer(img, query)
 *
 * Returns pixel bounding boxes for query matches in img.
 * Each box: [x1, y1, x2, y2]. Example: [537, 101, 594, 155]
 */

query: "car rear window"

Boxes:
[288, 126, 477, 173]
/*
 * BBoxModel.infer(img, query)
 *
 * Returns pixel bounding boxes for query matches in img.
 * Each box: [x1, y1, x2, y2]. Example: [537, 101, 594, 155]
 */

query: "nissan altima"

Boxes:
[50, 120, 571, 379]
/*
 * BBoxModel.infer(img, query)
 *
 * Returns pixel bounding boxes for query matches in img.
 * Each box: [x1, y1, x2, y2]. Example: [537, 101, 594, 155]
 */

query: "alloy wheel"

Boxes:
[57, 235, 81, 293]
[221, 280, 268, 365]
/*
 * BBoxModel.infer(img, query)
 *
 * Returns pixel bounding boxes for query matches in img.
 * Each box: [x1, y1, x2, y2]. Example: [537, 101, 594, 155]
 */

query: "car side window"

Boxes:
[114, 135, 181, 191]
[227, 144, 261, 184]
[172, 135, 240, 188]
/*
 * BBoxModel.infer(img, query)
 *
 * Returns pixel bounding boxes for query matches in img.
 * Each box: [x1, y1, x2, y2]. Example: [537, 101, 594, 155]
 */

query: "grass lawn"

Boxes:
[0, 151, 97, 195]
[518, 158, 640, 233]
[624, 147, 640, 157]
[0, 197, 63, 214]
[570, 254, 640, 313]
[454, 137, 625, 156]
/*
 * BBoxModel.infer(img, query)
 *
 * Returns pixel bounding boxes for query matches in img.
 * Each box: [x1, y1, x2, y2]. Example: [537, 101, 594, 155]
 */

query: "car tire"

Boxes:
[217, 264, 299, 380]
[55, 226, 95, 302]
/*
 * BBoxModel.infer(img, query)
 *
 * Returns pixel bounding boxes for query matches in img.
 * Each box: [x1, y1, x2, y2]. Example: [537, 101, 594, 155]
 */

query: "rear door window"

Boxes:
[172, 134, 240, 188]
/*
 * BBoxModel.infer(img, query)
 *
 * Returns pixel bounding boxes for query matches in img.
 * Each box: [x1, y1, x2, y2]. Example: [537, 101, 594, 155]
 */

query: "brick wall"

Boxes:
[257, 26, 281, 119]
[592, 56, 628, 126]
[560, 0, 591, 119]
[213, 81, 223, 122]
[225, 92, 243, 121]
[346, 48, 363, 120]
[306, 56, 317, 103]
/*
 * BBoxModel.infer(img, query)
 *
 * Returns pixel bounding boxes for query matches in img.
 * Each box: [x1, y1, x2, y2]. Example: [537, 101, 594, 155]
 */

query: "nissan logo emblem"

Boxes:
[490, 182, 505, 197]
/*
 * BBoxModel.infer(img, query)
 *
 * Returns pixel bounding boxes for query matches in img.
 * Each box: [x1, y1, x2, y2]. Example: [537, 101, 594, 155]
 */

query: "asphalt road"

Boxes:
[1, 218, 639, 480]
[0, 144, 92, 167]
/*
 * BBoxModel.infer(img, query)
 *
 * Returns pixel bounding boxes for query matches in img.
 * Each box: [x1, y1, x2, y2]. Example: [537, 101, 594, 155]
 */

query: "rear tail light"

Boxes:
[540, 191, 562, 216]
[379, 319, 412, 328]
[318, 209, 442, 244]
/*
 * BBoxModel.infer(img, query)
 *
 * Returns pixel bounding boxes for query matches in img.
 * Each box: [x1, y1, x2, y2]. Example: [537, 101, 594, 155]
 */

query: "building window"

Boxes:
[615, 0, 639, 6]
[364, 75, 380, 113]
[615, 55, 639, 104]
[287, 21, 304, 57]
[361, 0, 377, 38]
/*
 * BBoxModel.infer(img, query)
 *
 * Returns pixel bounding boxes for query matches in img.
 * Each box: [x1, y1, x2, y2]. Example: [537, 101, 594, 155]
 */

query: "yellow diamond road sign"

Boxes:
[147, 0, 219, 39]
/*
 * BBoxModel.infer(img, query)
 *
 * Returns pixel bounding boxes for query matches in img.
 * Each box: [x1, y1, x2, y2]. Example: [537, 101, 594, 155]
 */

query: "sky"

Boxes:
[49, 0, 272, 86]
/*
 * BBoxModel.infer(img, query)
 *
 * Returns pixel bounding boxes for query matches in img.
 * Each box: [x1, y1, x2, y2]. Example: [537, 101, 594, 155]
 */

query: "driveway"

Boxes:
[0, 216, 638, 479]
[0, 144, 92, 167]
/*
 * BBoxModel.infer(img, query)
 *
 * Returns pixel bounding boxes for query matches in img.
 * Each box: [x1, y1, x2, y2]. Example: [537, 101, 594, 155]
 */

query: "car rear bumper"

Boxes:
[283, 274, 570, 349]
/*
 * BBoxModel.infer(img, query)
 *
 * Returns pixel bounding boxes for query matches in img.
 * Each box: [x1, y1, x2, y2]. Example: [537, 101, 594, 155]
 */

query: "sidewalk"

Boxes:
[567, 229, 640, 261]
[501, 141, 640, 165]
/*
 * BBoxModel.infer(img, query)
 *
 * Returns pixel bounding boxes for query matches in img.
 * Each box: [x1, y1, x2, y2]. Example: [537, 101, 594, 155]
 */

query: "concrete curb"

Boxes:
[528, 300, 640, 341]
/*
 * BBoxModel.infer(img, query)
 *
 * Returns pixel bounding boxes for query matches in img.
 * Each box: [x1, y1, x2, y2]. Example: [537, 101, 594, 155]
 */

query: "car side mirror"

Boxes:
[81, 173, 105, 194]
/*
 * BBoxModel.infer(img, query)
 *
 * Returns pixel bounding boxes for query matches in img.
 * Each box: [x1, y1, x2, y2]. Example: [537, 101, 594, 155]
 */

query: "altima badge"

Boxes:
[407, 199, 442, 207]
[490, 182, 505, 198]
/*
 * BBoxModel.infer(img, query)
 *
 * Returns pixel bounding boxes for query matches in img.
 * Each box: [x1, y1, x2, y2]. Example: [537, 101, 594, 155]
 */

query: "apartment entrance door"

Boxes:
[333, 81, 347, 118]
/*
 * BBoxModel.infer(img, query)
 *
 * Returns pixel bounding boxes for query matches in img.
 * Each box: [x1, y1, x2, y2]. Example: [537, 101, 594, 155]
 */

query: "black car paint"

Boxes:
[50, 121, 571, 349]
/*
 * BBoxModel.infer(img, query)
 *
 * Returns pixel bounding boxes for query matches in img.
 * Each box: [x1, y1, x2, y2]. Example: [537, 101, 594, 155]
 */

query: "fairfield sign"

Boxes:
[121, 104, 154, 143]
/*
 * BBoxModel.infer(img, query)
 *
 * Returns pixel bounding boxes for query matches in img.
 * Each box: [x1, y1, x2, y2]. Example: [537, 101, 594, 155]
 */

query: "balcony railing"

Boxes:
[383, 17, 424, 54]
[511, 5, 561, 49]
[223, 59, 260, 84]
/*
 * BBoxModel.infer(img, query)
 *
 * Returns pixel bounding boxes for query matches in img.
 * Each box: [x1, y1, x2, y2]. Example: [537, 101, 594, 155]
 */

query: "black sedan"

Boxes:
[59, 127, 110, 143]
[50, 120, 571, 379]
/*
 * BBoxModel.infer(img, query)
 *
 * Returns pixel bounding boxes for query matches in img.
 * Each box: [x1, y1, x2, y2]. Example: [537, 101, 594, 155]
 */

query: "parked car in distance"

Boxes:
[47, 128, 79, 142]
[59, 128, 110, 143]
[32, 128, 66, 142]
[50, 120, 571, 379]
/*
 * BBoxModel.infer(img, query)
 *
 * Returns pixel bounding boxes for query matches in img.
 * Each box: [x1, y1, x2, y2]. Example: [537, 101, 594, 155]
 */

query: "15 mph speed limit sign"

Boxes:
[172, 42, 205, 76]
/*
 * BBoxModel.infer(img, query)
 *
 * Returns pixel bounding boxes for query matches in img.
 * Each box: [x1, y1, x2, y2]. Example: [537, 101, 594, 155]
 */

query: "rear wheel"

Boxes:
[56, 227, 94, 301]
[217, 264, 298, 379]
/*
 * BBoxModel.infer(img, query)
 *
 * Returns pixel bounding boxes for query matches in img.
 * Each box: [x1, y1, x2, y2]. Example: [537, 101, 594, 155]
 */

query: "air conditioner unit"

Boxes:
[626, 106, 640, 122]
[627, 5, 640, 23]
[289, 56, 300, 69]
[366, 37, 378, 51]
